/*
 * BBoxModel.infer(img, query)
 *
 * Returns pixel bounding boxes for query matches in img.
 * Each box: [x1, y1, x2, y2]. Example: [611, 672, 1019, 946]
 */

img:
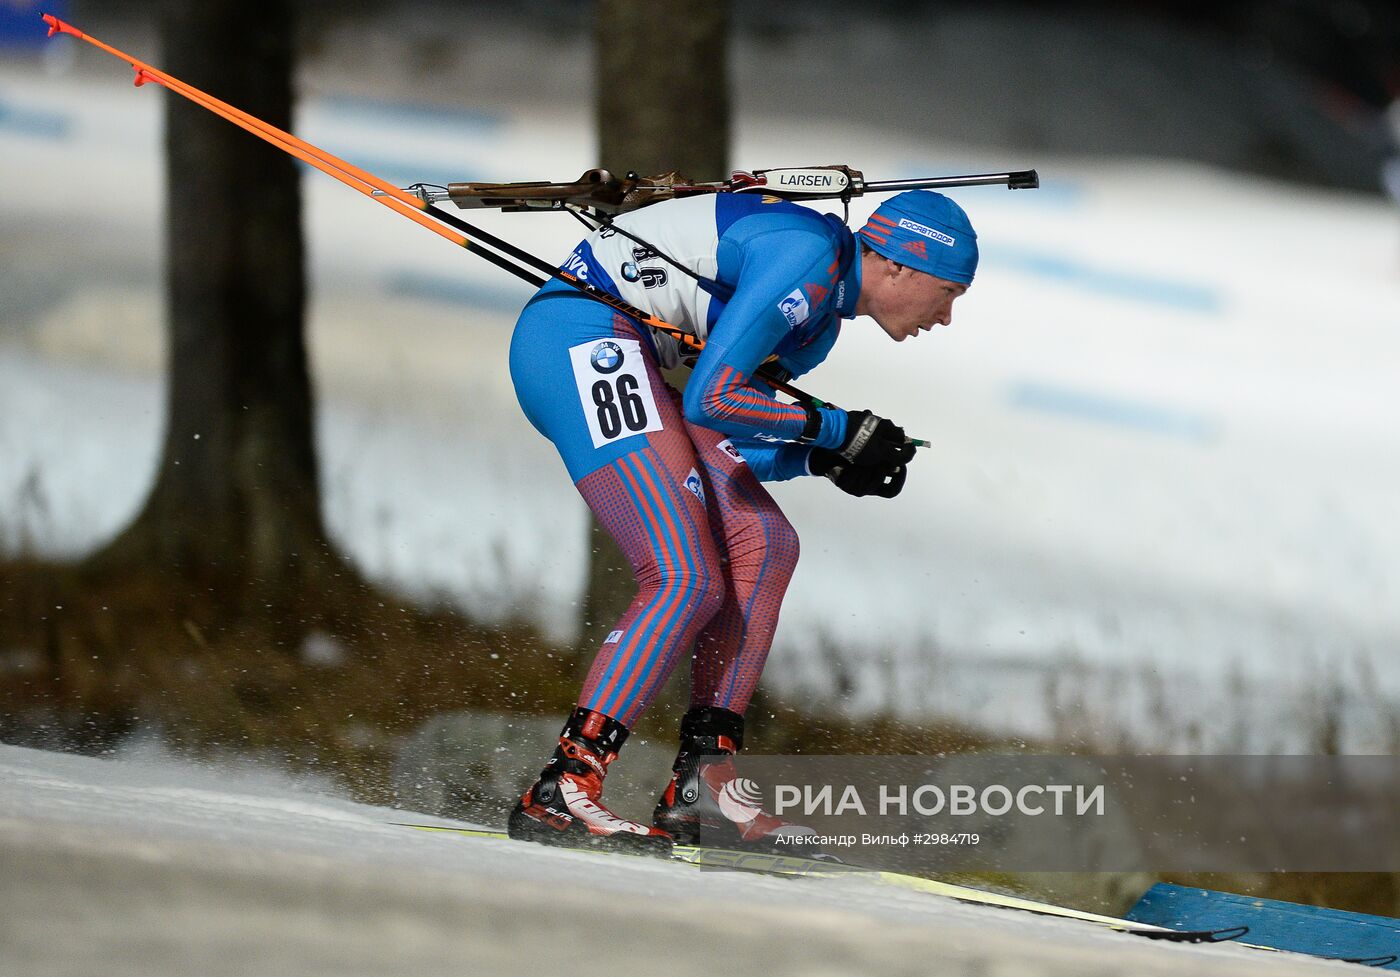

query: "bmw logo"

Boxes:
[590, 341, 624, 373]
[620, 262, 641, 282]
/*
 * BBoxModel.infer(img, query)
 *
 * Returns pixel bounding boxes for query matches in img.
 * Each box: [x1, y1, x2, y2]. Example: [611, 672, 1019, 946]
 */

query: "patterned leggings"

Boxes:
[510, 299, 799, 728]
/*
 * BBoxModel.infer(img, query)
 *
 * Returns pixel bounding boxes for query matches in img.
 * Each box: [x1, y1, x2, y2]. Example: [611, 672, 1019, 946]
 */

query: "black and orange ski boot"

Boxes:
[508, 707, 672, 857]
[652, 706, 822, 855]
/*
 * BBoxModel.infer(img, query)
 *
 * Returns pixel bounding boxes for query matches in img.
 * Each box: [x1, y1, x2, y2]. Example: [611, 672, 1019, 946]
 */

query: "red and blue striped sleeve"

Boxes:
[682, 226, 846, 447]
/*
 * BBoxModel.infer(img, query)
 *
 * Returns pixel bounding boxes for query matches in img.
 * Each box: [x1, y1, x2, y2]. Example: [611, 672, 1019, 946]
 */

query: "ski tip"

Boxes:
[41, 14, 80, 39]
[1134, 923, 1249, 944]
[1204, 925, 1251, 943]
[1341, 955, 1397, 968]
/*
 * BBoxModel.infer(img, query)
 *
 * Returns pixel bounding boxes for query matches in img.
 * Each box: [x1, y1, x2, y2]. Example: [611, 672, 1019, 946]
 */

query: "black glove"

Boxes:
[809, 449, 909, 499]
[836, 410, 916, 470]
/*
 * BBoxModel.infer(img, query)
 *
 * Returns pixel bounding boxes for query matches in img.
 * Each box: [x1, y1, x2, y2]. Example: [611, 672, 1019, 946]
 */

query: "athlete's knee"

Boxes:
[767, 510, 800, 577]
[656, 563, 727, 625]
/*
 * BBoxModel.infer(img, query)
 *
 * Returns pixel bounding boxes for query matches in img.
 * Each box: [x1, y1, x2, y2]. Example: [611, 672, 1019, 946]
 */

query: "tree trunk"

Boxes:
[595, 0, 731, 181]
[94, 0, 339, 597]
[580, 0, 730, 661]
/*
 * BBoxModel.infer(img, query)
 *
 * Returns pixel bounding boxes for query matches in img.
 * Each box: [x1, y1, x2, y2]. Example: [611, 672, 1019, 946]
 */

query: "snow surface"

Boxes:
[0, 742, 1354, 977]
[3, 58, 1400, 749]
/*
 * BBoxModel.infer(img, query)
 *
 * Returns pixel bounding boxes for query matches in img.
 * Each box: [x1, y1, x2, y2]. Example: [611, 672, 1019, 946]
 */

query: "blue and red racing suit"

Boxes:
[509, 193, 862, 726]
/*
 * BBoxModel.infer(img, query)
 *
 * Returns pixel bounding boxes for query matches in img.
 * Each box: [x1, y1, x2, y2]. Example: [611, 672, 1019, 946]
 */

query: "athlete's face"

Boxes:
[856, 251, 968, 342]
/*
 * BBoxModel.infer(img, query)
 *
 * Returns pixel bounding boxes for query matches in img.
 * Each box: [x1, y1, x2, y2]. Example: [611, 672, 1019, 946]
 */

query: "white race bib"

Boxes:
[569, 338, 664, 449]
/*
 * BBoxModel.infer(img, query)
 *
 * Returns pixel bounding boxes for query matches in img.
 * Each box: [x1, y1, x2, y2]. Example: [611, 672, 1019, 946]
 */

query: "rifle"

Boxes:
[390, 166, 1039, 219]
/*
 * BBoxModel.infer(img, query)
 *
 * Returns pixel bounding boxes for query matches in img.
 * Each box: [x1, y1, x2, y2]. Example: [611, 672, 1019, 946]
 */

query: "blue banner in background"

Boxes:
[0, 1, 65, 48]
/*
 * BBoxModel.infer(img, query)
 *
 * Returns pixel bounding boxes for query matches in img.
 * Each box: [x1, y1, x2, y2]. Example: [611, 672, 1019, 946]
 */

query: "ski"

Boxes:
[389, 821, 1243, 944]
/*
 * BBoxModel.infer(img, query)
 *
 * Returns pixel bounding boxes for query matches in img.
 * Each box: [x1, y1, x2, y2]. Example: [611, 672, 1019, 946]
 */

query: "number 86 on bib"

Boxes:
[569, 339, 665, 448]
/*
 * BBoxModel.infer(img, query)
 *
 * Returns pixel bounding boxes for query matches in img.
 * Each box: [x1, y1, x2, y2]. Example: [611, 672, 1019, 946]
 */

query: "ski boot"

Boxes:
[653, 706, 823, 856]
[508, 707, 672, 857]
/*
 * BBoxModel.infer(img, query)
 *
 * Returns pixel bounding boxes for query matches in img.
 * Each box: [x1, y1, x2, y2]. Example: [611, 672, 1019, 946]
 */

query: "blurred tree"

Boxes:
[578, 0, 730, 663]
[95, 0, 343, 596]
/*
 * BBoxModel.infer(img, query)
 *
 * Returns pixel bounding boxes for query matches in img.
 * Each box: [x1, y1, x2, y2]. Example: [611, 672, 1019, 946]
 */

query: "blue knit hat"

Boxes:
[858, 190, 978, 285]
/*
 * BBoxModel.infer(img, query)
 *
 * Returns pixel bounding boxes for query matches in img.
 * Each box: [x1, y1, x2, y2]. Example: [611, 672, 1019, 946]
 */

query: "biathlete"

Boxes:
[506, 189, 979, 855]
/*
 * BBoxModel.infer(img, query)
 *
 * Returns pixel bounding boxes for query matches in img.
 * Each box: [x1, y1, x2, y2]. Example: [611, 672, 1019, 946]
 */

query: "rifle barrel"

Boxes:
[863, 170, 1039, 192]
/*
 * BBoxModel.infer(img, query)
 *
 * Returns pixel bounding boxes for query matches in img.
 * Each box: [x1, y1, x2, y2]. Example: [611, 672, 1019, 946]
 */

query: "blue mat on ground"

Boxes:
[1127, 883, 1400, 969]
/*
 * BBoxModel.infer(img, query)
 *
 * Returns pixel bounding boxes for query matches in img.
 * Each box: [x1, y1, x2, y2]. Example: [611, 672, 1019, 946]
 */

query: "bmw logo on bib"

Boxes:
[620, 261, 641, 282]
[590, 341, 624, 374]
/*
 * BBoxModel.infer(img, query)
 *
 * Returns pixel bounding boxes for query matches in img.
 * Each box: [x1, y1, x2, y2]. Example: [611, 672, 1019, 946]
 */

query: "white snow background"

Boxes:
[3, 54, 1399, 752]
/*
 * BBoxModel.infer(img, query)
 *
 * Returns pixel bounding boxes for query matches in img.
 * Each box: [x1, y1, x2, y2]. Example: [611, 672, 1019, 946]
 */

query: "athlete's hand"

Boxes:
[809, 449, 909, 499]
[837, 410, 917, 470]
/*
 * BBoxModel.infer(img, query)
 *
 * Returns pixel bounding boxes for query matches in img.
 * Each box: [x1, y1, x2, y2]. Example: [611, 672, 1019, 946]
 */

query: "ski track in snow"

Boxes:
[3, 63, 1400, 749]
[0, 743, 1353, 976]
